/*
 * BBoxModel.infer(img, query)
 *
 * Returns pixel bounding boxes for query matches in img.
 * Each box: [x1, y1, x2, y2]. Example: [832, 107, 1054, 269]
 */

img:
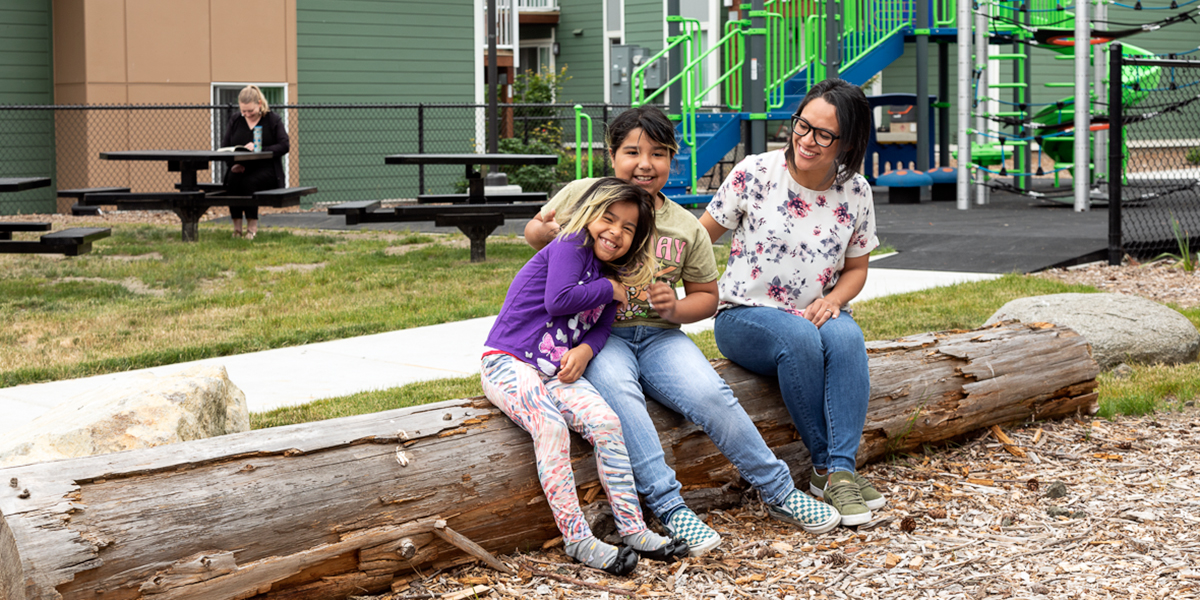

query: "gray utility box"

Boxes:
[610, 45, 664, 106]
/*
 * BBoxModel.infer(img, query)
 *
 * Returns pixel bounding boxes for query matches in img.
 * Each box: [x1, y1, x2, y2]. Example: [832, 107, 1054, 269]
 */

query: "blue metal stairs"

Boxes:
[663, 113, 743, 198]
[665, 27, 912, 204]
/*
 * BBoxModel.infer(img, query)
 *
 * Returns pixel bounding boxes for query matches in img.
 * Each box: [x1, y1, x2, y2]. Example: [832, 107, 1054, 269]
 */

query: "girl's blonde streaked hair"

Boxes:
[238, 85, 270, 114]
[559, 177, 658, 289]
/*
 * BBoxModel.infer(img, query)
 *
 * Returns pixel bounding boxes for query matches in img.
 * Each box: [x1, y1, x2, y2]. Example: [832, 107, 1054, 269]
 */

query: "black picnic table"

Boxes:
[0, 178, 111, 254]
[0, 222, 111, 255]
[80, 150, 314, 242]
[329, 153, 558, 261]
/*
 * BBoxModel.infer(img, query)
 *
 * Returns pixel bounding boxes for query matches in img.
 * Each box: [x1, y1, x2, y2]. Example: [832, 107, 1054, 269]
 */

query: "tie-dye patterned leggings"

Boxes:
[480, 352, 647, 544]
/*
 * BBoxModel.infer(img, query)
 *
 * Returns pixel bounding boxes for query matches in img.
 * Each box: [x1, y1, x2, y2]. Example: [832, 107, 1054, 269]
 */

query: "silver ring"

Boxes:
[825, 308, 833, 313]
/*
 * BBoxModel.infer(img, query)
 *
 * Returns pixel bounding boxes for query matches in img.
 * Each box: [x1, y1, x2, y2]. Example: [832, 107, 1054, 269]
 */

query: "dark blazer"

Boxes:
[222, 110, 290, 187]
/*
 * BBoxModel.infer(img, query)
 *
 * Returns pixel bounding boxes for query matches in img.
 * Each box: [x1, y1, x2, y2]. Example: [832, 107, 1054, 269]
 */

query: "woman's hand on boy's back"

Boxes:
[557, 345, 594, 383]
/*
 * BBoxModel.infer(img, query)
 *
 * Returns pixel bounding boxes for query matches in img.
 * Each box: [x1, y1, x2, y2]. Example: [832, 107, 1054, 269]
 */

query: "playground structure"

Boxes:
[954, 0, 1196, 212]
[593, 0, 1199, 215]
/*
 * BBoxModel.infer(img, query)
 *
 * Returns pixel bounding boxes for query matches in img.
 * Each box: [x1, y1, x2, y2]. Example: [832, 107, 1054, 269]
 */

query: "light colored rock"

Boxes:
[985, 293, 1200, 369]
[0, 365, 249, 468]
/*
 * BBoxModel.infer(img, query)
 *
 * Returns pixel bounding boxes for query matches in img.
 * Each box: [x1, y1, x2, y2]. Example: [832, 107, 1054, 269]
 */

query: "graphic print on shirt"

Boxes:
[614, 239, 686, 322]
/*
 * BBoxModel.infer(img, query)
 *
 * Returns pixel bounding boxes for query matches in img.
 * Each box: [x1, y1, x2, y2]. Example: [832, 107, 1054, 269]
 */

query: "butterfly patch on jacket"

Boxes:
[537, 331, 569, 375]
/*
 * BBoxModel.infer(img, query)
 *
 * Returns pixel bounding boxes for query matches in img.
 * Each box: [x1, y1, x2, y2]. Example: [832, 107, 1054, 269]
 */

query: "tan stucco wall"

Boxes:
[53, 0, 298, 204]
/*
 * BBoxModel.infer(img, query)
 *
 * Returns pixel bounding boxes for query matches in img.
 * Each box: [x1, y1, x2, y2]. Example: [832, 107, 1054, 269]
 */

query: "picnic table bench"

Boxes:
[0, 178, 110, 254]
[0, 177, 53, 192]
[77, 186, 318, 241]
[327, 153, 557, 261]
[0, 222, 111, 256]
[57, 187, 132, 215]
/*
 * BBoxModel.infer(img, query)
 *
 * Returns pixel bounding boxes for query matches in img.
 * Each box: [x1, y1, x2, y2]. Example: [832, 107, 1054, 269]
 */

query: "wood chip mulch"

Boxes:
[372, 403, 1200, 599]
[1034, 258, 1200, 310]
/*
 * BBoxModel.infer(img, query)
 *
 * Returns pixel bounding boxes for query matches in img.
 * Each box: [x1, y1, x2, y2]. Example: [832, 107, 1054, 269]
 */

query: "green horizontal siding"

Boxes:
[556, 0, 606, 102]
[296, 0, 477, 202]
[0, 0, 55, 215]
[625, 0, 663, 55]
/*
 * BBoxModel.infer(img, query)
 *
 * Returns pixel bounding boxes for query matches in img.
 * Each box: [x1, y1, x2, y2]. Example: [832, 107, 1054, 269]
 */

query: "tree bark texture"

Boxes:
[0, 321, 1098, 600]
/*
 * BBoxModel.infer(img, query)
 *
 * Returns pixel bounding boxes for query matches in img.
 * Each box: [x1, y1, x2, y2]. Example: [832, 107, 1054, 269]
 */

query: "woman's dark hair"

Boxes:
[605, 105, 679, 156]
[785, 78, 870, 186]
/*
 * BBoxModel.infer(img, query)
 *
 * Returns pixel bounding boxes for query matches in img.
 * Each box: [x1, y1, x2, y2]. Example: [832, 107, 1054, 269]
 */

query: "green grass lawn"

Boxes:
[1, 224, 532, 387]
[3, 222, 1197, 429]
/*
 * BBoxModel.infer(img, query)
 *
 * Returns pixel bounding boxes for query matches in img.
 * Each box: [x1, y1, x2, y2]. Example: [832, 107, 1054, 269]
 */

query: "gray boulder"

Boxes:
[985, 293, 1200, 369]
[0, 365, 249, 468]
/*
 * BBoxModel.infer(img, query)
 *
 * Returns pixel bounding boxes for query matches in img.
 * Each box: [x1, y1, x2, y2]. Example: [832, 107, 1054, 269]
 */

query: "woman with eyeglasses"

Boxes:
[698, 78, 884, 528]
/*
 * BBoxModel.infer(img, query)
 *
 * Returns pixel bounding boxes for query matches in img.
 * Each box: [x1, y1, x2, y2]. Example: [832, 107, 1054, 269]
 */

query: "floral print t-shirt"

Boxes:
[706, 149, 878, 316]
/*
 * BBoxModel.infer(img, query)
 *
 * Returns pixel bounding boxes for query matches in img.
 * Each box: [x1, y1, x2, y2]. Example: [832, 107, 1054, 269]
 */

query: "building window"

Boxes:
[518, 44, 553, 78]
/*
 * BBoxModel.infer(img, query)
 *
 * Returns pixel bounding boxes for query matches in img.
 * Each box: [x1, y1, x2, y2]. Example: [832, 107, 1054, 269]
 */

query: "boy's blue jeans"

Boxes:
[583, 326, 797, 520]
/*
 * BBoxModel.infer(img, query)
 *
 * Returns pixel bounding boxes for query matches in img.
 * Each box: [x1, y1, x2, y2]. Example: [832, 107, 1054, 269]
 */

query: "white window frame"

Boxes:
[518, 39, 556, 80]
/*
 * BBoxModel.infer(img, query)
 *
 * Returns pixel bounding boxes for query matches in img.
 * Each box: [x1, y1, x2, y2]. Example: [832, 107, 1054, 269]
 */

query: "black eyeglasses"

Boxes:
[791, 117, 840, 147]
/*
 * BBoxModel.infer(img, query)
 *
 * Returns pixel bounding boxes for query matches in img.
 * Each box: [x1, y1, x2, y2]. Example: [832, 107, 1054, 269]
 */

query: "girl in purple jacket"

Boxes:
[481, 178, 686, 574]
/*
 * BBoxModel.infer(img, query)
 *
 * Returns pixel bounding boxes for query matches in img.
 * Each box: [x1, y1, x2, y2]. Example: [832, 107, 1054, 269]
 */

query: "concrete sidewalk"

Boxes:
[0, 265, 997, 436]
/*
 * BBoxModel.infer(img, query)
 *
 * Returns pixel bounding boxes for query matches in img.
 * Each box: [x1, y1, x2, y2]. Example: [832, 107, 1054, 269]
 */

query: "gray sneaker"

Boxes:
[824, 471, 872, 526]
[810, 469, 886, 510]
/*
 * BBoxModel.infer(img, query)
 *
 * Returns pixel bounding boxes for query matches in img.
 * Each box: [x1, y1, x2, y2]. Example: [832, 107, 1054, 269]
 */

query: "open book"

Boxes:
[217, 145, 252, 152]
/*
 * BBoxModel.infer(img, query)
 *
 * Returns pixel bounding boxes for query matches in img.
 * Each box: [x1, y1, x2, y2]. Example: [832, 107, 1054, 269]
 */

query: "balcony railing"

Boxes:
[518, 0, 557, 10]
[484, 0, 557, 52]
[484, 0, 515, 50]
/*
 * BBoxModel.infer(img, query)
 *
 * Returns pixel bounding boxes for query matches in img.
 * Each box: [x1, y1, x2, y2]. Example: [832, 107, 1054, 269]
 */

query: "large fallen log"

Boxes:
[0, 321, 1098, 600]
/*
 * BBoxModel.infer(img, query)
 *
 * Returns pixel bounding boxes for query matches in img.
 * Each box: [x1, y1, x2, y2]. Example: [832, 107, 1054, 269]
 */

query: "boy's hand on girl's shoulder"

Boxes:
[647, 282, 678, 321]
[557, 345, 594, 384]
[531, 210, 561, 244]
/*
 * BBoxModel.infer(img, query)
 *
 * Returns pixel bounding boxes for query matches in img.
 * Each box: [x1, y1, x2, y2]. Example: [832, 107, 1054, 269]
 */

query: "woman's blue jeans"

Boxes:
[583, 326, 797, 520]
[714, 306, 870, 474]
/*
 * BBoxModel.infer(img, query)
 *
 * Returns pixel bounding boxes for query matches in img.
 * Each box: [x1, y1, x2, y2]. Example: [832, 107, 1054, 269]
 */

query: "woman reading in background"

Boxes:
[221, 85, 289, 240]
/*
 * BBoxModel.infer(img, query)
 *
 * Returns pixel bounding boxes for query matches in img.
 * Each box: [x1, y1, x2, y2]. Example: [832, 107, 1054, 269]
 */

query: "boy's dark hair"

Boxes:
[605, 106, 679, 156]
[785, 78, 871, 186]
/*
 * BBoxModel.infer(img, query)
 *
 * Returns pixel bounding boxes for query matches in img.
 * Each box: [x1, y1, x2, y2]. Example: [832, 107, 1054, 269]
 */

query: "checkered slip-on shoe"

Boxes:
[767, 489, 840, 534]
[664, 507, 721, 557]
[809, 468, 886, 510]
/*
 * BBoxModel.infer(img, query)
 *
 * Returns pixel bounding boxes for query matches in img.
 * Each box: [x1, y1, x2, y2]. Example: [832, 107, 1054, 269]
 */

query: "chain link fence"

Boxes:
[1109, 50, 1200, 259]
[0, 103, 644, 216]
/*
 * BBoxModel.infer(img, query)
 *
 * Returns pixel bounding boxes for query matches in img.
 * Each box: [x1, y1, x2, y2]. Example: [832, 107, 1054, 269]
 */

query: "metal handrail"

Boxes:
[573, 104, 594, 179]
[626, 0, 959, 192]
[631, 16, 704, 108]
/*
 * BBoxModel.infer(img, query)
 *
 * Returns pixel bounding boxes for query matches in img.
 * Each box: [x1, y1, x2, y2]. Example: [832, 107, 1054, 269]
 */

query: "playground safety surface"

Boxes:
[869, 183, 1110, 274]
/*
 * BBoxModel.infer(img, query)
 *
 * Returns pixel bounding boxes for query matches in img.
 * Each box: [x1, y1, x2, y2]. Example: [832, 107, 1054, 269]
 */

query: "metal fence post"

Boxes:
[602, 104, 610, 175]
[1107, 42, 1123, 265]
[418, 104, 425, 194]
